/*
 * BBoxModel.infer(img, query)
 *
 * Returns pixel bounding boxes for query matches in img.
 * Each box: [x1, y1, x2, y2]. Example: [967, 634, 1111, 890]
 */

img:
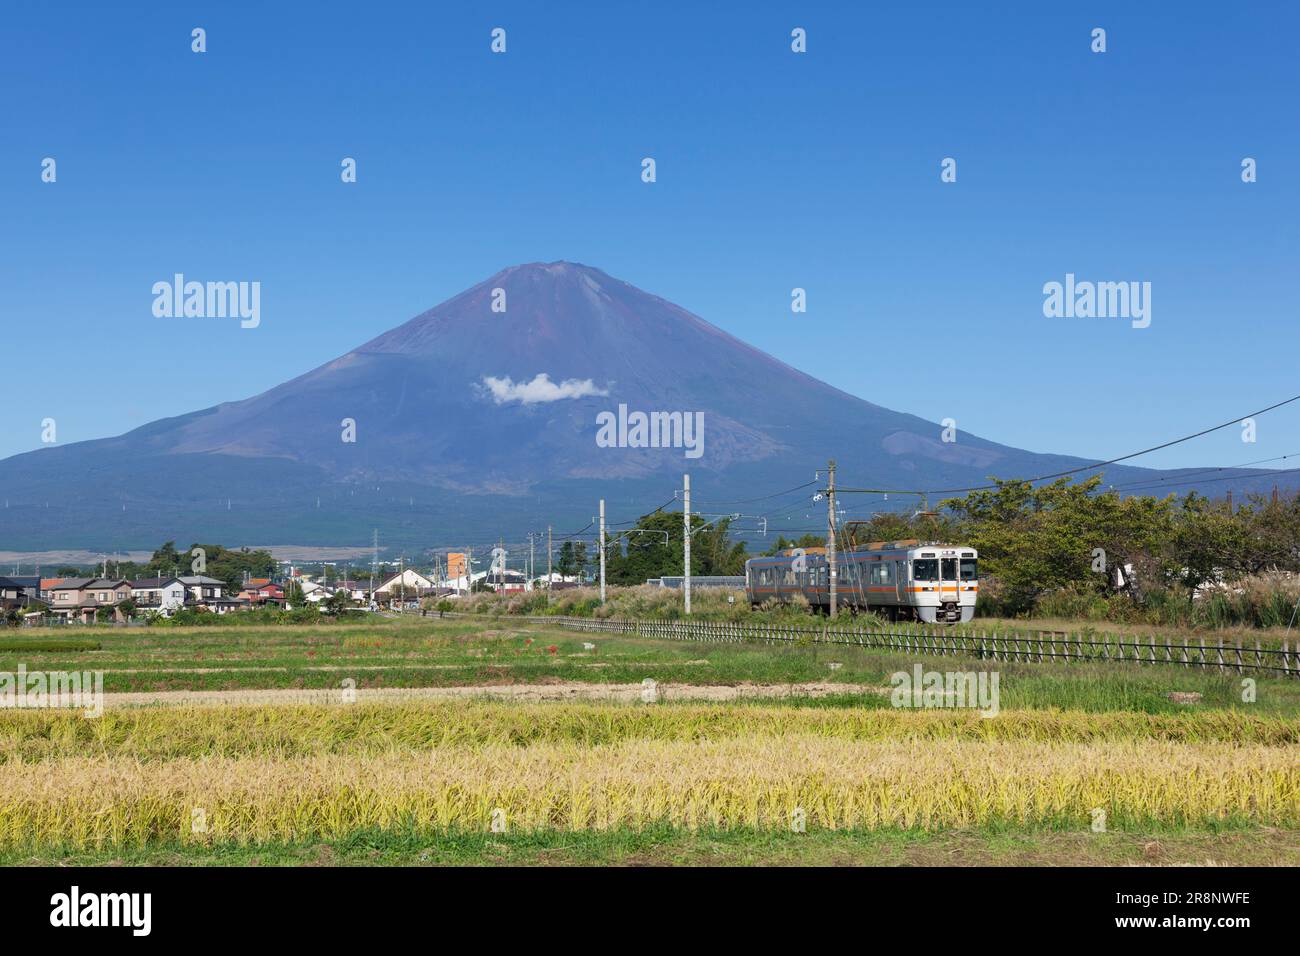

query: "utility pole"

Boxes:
[546, 526, 553, 604]
[683, 474, 692, 615]
[466, 545, 473, 596]
[529, 533, 535, 591]
[598, 499, 607, 604]
[827, 459, 838, 619]
[369, 529, 378, 606]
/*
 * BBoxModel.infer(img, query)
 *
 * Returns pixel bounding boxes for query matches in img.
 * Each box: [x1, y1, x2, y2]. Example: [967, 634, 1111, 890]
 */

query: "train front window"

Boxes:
[913, 559, 938, 581]
[941, 558, 958, 580]
[960, 558, 977, 581]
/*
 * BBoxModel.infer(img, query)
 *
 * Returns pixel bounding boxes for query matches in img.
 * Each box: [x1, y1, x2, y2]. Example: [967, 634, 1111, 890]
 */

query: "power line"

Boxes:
[690, 478, 818, 507]
[835, 392, 1300, 497]
[1103, 451, 1300, 493]
[1113, 465, 1300, 495]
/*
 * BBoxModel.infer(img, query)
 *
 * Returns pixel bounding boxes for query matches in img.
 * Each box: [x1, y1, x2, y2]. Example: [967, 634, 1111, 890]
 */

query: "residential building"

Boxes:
[130, 577, 188, 614]
[0, 576, 40, 610]
[46, 578, 133, 624]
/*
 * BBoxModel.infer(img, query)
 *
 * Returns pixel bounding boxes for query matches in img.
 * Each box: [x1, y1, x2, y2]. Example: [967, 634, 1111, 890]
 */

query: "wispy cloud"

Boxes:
[481, 373, 609, 405]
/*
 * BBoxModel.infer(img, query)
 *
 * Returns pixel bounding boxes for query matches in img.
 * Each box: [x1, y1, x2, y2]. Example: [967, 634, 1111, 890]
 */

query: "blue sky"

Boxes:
[2, 0, 1297, 472]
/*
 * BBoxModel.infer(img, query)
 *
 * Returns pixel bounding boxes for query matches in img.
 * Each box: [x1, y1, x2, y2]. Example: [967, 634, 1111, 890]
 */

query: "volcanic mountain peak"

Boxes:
[0, 260, 1284, 550]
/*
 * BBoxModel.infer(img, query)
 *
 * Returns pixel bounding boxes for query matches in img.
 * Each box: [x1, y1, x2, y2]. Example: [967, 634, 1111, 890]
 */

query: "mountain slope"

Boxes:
[0, 262, 1283, 551]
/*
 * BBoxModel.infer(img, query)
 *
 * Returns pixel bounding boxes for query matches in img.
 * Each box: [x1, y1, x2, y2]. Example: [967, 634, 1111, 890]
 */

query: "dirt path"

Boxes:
[95, 681, 882, 708]
[71, 659, 712, 675]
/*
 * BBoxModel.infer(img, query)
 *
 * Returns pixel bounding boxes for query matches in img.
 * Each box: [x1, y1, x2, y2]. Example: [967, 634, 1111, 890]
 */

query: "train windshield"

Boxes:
[913, 558, 938, 581]
[960, 558, 978, 581]
[941, 558, 958, 580]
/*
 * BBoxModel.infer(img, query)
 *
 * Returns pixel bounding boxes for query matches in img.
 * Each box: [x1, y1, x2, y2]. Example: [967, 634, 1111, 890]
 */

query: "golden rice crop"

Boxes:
[0, 737, 1294, 848]
[0, 702, 1295, 763]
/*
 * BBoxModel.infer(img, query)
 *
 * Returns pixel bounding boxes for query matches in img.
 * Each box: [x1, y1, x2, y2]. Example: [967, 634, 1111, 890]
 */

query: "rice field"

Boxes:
[1, 736, 1295, 850]
[0, 617, 1296, 864]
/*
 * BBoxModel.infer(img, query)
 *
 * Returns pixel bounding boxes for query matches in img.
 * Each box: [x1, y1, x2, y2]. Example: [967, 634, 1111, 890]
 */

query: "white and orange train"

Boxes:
[744, 541, 978, 623]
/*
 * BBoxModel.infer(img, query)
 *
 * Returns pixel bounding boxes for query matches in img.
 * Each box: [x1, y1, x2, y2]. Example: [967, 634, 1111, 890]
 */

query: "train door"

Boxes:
[895, 558, 908, 604]
[940, 555, 959, 618]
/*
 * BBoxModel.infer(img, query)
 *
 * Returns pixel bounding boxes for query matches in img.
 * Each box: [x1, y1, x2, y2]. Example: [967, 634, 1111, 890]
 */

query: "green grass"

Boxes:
[1, 617, 1296, 716]
[0, 638, 101, 652]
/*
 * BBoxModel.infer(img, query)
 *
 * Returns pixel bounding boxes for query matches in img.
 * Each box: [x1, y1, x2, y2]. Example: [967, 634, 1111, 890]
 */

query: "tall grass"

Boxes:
[451, 584, 837, 624]
[0, 738, 1293, 848]
[1005, 573, 1300, 630]
[0, 702, 1295, 762]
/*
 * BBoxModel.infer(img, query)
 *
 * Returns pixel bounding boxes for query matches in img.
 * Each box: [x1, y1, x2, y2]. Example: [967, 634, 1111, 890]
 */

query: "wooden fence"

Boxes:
[440, 612, 1300, 679]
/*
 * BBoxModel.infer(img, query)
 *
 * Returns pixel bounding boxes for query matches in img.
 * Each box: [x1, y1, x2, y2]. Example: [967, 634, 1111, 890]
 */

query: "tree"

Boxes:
[942, 476, 1174, 613]
[1168, 492, 1245, 603]
[600, 510, 747, 585]
[1238, 492, 1300, 574]
[555, 541, 588, 578]
[323, 589, 351, 615]
[284, 579, 307, 607]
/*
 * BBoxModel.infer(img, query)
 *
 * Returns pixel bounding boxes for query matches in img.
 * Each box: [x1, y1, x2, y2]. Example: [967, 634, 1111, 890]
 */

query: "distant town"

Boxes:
[0, 538, 745, 626]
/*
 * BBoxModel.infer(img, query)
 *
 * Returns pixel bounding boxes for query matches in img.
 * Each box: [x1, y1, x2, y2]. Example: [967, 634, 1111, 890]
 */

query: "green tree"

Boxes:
[323, 589, 351, 615]
[284, 579, 307, 607]
[1168, 492, 1245, 603]
[601, 510, 747, 584]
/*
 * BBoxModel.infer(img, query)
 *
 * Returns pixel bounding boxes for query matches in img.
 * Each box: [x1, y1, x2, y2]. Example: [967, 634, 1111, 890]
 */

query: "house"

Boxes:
[535, 572, 583, 590]
[374, 569, 435, 604]
[0, 576, 41, 609]
[39, 578, 65, 602]
[178, 575, 226, 602]
[337, 580, 371, 602]
[375, 569, 434, 594]
[46, 578, 133, 624]
[239, 582, 284, 605]
[177, 575, 243, 614]
[458, 568, 528, 594]
[130, 577, 188, 615]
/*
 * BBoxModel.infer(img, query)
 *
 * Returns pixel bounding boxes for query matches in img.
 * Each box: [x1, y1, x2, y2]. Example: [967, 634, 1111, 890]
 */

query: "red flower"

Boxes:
[547, 644, 558, 654]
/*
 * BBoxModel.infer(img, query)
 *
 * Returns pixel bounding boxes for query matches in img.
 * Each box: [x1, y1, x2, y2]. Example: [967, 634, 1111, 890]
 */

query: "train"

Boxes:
[744, 540, 978, 623]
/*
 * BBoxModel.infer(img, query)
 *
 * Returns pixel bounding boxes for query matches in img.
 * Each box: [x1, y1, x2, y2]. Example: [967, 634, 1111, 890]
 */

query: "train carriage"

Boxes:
[745, 541, 978, 624]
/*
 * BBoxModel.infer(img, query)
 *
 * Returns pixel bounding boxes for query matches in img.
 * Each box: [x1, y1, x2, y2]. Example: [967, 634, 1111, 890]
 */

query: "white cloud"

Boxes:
[481, 373, 609, 405]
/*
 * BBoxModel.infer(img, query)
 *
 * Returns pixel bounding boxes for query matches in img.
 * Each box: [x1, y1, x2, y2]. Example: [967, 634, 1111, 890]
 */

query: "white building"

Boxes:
[130, 577, 188, 615]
